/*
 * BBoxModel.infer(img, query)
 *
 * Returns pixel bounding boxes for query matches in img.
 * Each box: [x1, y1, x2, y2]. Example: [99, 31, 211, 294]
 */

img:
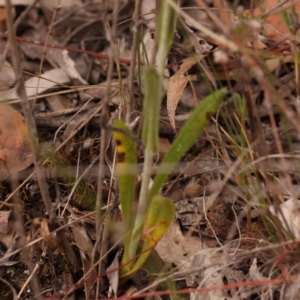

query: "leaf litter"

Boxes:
[1, 0, 300, 299]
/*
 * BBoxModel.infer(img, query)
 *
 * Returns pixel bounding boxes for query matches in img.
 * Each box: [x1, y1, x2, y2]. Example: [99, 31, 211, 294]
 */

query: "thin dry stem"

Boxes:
[0, 0, 39, 65]
[126, 0, 141, 124]
[165, 0, 239, 52]
[95, 0, 119, 296]
[5, 0, 54, 221]
[31, 0, 61, 112]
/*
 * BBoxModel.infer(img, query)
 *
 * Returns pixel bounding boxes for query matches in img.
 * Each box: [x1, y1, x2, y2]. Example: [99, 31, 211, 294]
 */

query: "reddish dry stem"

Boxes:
[0, 32, 133, 65]
[0, 33, 296, 72]
[46, 274, 296, 300]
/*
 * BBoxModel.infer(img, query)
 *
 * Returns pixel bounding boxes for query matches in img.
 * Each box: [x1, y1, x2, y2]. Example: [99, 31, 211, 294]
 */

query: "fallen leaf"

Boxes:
[60, 50, 88, 84]
[0, 103, 33, 178]
[254, 0, 300, 42]
[190, 250, 231, 300]
[184, 180, 204, 198]
[167, 55, 205, 132]
[26, 218, 62, 258]
[69, 216, 95, 299]
[249, 258, 268, 281]
[0, 68, 70, 101]
[269, 198, 300, 239]
[155, 220, 201, 274]
[106, 250, 121, 298]
[206, 202, 235, 240]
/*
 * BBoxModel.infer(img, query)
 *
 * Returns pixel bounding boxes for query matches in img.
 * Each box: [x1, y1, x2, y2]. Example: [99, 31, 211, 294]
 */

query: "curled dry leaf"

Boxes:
[167, 55, 205, 132]
[0, 103, 33, 178]
[69, 216, 95, 299]
[28, 218, 62, 256]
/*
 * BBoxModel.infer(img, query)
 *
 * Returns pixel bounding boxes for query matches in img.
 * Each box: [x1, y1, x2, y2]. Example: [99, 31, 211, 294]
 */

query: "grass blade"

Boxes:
[149, 88, 226, 200]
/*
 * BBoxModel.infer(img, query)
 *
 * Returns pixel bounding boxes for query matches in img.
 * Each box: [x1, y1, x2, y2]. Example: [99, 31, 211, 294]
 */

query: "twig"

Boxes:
[0, 0, 39, 64]
[52, 0, 93, 27]
[14, 0, 39, 29]
[4, 2, 47, 298]
[0, 32, 133, 65]
[95, 0, 119, 296]
[5, 0, 54, 220]
[5, 0, 81, 295]
[0, 278, 18, 300]
[165, 0, 239, 52]
[31, 0, 61, 112]
[126, 0, 141, 123]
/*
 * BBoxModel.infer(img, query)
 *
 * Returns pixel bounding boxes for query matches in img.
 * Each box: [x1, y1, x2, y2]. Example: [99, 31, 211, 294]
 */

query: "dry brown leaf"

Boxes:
[155, 220, 201, 273]
[0, 103, 33, 178]
[28, 218, 63, 256]
[206, 202, 235, 240]
[69, 217, 95, 299]
[167, 55, 205, 132]
[106, 250, 121, 297]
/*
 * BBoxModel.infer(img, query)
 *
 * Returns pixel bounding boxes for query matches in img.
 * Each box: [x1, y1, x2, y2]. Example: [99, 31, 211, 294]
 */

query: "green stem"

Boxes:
[128, 147, 154, 261]
[127, 0, 175, 270]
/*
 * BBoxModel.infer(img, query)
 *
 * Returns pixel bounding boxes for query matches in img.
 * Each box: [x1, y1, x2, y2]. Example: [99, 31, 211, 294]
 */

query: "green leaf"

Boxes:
[143, 196, 174, 247]
[148, 88, 226, 201]
[142, 67, 161, 152]
[113, 120, 137, 264]
[121, 196, 175, 278]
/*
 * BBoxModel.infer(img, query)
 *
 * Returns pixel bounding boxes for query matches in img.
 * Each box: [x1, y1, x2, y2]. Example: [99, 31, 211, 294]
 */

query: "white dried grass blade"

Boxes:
[61, 50, 87, 84]
[0, 68, 70, 101]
